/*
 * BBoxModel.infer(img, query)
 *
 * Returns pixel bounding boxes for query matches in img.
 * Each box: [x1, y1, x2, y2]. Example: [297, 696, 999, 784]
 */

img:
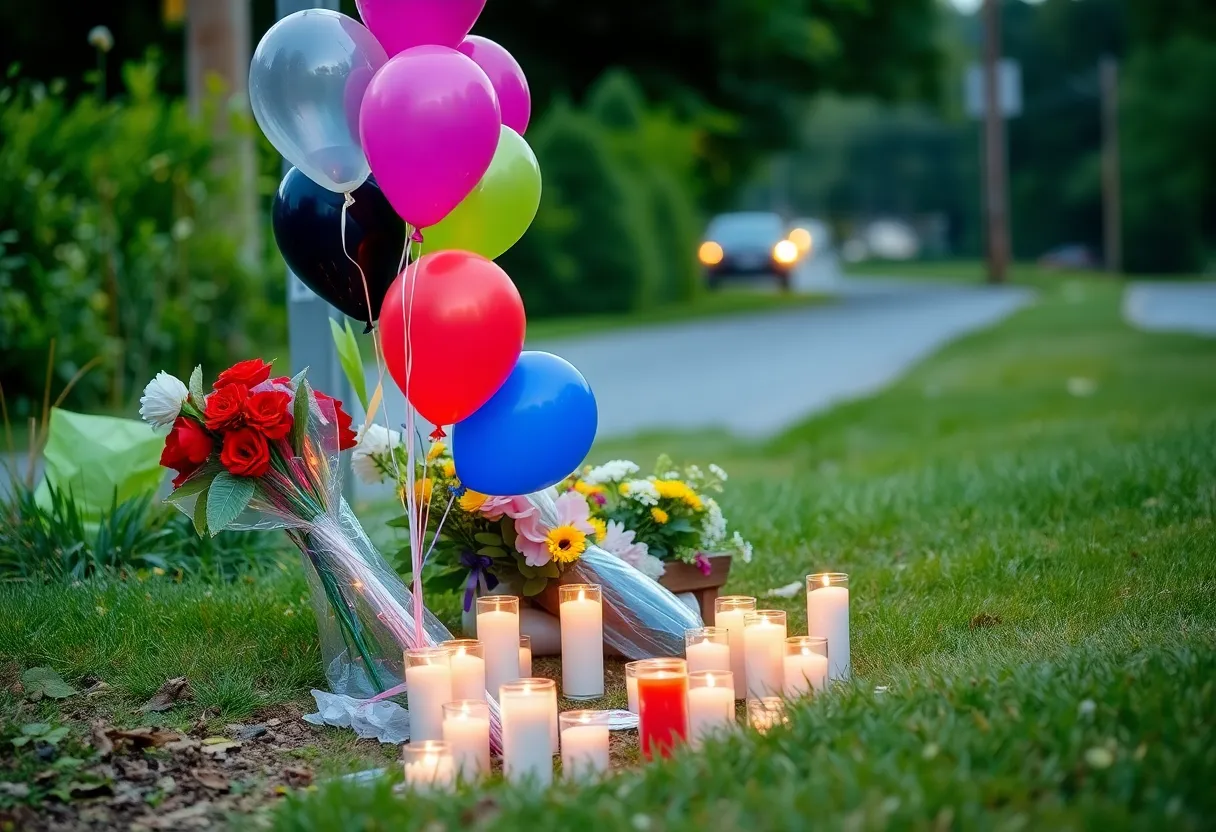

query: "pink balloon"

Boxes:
[457, 36, 531, 135]
[360, 46, 501, 230]
[355, 0, 485, 55]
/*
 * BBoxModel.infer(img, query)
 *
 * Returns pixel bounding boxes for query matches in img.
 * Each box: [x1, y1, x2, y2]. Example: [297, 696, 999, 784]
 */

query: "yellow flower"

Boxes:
[573, 480, 603, 497]
[426, 441, 446, 461]
[459, 489, 487, 513]
[413, 478, 434, 504]
[546, 525, 587, 563]
[651, 507, 669, 524]
[619, 482, 631, 496]
[589, 517, 607, 542]
[442, 460, 456, 478]
[654, 479, 703, 511]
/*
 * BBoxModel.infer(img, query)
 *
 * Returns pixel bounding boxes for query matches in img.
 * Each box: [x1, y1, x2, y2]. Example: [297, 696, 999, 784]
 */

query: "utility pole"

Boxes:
[981, 0, 1010, 284]
[1100, 56, 1122, 275]
[186, 0, 259, 268]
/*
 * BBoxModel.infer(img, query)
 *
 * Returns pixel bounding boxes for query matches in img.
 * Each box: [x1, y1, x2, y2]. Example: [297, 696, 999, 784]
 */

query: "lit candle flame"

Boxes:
[707, 673, 716, 688]
[580, 713, 590, 724]
[460, 703, 469, 718]
[802, 647, 811, 658]
[578, 588, 586, 602]
[822, 575, 830, 588]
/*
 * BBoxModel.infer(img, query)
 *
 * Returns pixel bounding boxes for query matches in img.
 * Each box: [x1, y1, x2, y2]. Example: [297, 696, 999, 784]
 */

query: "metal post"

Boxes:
[1100, 56, 1122, 275]
[982, 0, 1010, 284]
[275, 0, 354, 496]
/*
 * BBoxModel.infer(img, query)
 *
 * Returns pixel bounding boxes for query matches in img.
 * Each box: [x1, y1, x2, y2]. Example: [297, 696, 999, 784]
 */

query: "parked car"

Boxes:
[698, 212, 800, 290]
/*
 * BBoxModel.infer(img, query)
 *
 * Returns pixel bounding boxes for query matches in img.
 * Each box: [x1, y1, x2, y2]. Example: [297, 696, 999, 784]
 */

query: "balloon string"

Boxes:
[401, 226, 426, 647]
[342, 192, 391, 443]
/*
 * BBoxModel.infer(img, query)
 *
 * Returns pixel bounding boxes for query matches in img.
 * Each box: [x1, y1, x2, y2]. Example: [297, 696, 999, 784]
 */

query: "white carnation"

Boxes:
[584, 459, 640, 486]
[701, 498, 727, 550]
[139, 371, 188, 430]
[622, 479, 659, 506]
[351, 423, 401, 485]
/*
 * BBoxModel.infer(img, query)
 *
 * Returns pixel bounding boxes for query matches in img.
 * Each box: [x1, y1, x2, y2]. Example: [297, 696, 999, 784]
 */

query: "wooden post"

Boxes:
[1101, 56, 1122, 274]
[982, 0, 1010, 284]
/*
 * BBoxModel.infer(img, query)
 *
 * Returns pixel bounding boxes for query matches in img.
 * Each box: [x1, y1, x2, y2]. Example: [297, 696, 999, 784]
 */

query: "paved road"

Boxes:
[359, 278, 1034, 442]
[1123, 282, 1216, 336]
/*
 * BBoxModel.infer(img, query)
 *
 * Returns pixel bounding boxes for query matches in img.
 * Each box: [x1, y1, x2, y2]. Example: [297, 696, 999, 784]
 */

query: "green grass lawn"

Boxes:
[843, 259, 1106, 283]
[3, 275, 1215, 829]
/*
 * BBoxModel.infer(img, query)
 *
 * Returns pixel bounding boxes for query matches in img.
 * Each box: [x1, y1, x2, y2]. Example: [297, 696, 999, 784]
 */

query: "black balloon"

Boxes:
[272, 168, 407, 330]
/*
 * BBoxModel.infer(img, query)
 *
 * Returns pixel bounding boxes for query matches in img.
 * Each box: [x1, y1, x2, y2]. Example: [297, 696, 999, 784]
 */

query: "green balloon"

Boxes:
[425, 125, 542, 260]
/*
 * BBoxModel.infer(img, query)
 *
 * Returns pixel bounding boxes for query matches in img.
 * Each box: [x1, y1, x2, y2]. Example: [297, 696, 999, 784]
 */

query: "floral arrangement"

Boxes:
[352, 431, 751, 606]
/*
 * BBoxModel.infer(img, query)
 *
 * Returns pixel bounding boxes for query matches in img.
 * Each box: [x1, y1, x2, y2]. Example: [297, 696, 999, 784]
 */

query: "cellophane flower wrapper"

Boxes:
[166, 389, 505, 744]
[527, 490, 704, 658]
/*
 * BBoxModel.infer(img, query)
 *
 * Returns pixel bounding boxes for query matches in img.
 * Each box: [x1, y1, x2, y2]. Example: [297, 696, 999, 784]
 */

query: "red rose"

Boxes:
[313, 391, 357, 451]
[204, 384, 247, 431]
[214, 358, 272, 390]
[244, 390, 294, 440]
[220, 427, 271, 478]
[270, 376, 291, 386]
[160, 417, 213, 488]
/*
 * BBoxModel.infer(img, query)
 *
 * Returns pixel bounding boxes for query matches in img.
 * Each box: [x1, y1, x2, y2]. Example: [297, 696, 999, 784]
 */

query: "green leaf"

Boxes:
[522, 576, 548, 596]
[474, 532, 503, 546]
[518, 562, 539, 579]
[500, 518, 517, 548]
[540, 561, 561, 578]
[291, 377, 313, 457]
[21, 667, 77, 700]
[205, 471, 255, 536]
[42, 726, 70, 745]
[11, 735, 31, 747]
[428, 569, 471, 594]
[192, 486, 209, 536]
[188, 365, 205, 406]
[21, 723, 50, 736]
[330, 318, 369, 411]
[171, 466, 218, 499]
[477, 545, 508, 558]
[386, 515, 412, 529]
[667, 518, 695, 534]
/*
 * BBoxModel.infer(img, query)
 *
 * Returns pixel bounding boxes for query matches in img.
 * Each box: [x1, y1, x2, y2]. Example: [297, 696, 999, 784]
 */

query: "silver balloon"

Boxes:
[250, 9, 388, 194]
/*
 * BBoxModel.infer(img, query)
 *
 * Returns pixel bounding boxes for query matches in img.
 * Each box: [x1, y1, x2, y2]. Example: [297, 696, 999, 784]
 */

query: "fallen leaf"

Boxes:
[140, 677, 191, 713]
[68, 780, 112, 798]
[234, 724, 267, 741]
[283, 767, 313, 787]
[164, 737, 201, 753]
[200, 740, 240, 756]
[201, 736, 231, 745]
[192, 769, 229, 792]
[106, 727, 183, 749]
[265, 718, 282, 728]
[90, 720, 114, 758]
[145, 801, 212, 829]
[85, 681, 113, 698]
[21, 667, 77, 701]
[969, 612, 1001, 630]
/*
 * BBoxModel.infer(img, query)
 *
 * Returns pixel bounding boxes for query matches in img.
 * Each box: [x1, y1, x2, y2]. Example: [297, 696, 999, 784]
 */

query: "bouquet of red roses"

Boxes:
[141, 359, 457, 701]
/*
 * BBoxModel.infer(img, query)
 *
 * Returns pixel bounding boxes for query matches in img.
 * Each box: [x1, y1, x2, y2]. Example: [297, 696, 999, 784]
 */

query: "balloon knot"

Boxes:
[363, 321, 374, 335]
[343, 191, 355, 208]
[410, 229, 424, 244]
[429, 427, 446, 441]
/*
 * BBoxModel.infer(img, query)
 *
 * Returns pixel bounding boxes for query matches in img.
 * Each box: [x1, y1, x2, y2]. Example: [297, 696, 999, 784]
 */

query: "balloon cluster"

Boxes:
[250, 1, 595, 497]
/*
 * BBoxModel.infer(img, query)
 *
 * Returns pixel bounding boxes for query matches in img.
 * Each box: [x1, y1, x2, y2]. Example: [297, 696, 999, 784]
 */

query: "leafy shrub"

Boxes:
[0, 483, 293, 583]
[0, 56, 285, 417]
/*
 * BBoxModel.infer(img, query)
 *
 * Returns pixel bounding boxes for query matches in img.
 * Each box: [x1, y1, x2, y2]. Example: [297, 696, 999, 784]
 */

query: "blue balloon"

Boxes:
[453, 351, 598, 496]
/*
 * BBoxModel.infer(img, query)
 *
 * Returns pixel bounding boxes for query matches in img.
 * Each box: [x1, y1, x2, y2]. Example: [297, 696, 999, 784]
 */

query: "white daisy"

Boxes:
[139, 371, 188, 430]
[584, 459, 640, 486]
[351, 423, 401, 485]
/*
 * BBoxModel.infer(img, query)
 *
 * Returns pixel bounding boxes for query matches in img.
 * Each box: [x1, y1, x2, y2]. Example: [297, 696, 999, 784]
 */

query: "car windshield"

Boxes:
[707, 213, 784, 246]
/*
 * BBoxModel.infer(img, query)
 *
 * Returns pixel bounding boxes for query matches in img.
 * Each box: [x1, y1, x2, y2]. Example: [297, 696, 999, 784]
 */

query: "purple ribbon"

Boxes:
[461, 551, 498, 612]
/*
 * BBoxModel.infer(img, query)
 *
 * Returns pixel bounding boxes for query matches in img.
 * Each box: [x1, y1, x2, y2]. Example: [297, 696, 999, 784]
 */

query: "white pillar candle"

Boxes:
[806, 573, 850, 680]
[403, 741, 456, 792]
[519, 635, 533, 677]
[559, 584, 604, 699]
[783, 636, 829, 698]
[441, 639, 486, 703]
[405, 648, 453, 742]
[625, 661, 640, 715]
[559, 710, 610, 780]
[687, 670, 735, 748]
[714, 596, 756, 699]
[743, 610, 787, 698]
[685, 627, 731, 675]
[441, 700, 490, 781]
[477, 596, 521, 699]
[499, 679, 556, 787]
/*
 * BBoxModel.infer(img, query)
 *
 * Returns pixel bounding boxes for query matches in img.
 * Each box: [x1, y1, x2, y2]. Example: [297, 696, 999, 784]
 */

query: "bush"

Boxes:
[0, 56, 285, 417]
[0, 482, 294, 583]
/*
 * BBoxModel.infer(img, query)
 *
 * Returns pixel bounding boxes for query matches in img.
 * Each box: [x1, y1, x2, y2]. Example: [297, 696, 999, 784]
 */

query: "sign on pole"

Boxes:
[964, 59, 1022, 119]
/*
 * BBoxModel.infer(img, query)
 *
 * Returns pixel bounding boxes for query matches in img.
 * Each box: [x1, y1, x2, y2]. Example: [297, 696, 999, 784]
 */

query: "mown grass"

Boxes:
[3, 274, 1215, 829]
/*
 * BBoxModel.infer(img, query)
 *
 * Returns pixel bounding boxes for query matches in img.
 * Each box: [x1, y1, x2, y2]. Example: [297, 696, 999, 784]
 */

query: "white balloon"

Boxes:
[250, 9, 387, 193]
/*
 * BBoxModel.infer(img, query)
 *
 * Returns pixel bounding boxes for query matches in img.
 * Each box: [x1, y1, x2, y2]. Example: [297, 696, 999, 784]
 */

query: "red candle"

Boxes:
[636, 659, 689, 760]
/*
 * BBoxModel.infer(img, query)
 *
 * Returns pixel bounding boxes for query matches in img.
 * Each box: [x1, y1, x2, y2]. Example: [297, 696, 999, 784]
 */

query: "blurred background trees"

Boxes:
[1, 0, 1213, 418]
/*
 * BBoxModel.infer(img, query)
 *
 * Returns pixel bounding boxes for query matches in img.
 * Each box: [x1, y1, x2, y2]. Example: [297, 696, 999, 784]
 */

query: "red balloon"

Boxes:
[381, 250, 526, 427]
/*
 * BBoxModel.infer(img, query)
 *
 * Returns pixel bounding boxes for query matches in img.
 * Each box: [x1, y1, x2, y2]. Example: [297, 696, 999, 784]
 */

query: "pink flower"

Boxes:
[481, 494, 535, 521]
[511, 491, 596, 568]
[592, 492, 607, 506]
[694, 553, 713, 576]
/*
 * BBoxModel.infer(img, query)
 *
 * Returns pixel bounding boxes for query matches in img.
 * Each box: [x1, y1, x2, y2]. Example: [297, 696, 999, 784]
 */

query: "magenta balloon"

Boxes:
[355, 0, 485, 55]
[457, 36, 531, 135]
[359, 46, 501, 229]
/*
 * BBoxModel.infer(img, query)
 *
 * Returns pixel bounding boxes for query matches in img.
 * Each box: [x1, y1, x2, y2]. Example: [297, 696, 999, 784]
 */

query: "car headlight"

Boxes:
[698, 241, 724, 266]
[788, 227, 813, 255]
[772, 239, 799, 265]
